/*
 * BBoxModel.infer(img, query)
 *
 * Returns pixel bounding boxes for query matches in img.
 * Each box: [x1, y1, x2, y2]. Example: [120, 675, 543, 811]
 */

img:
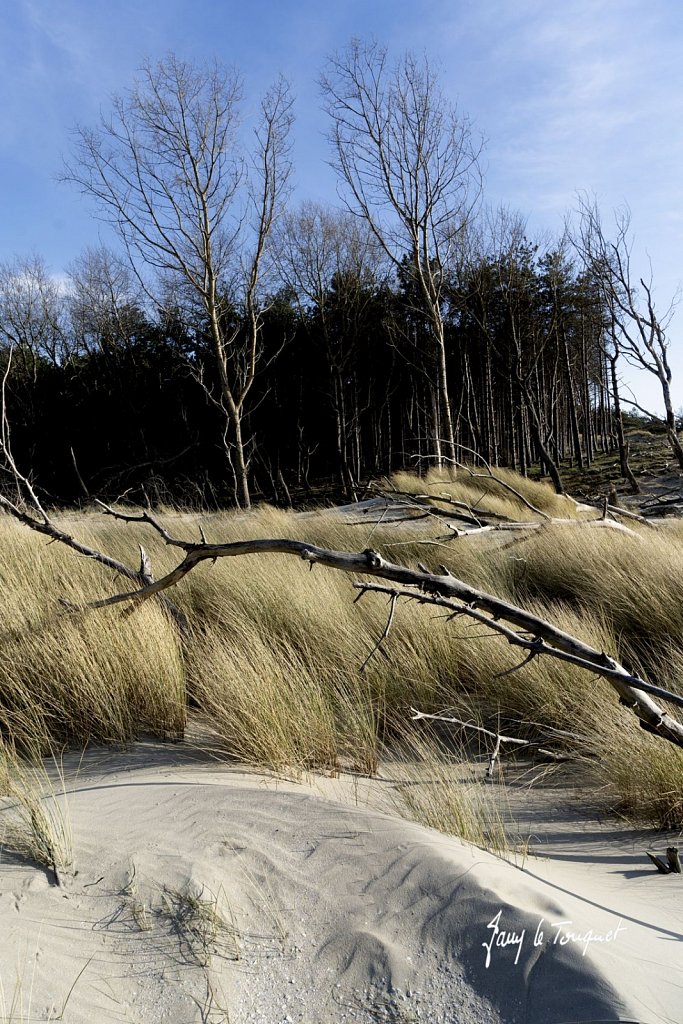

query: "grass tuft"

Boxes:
[0, 742, 73, 882]
[1, 472, 683, 830]
[387, 728, 511, 855]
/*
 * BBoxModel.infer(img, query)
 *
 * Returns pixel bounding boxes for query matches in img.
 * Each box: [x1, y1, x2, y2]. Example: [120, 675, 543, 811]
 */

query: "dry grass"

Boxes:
[0, 517, 185, 751]
[386, 728, 512, 855]
[389, 465, 578, 521]
[0, 741, 73, 882]
[1, 472, 683, 833]
[494, 522, 683, 677]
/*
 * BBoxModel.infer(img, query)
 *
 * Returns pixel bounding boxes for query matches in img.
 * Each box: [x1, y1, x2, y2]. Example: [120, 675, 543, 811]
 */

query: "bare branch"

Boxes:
[411, 447, 552, 519]
[356, 580, 683, 725]
[569, 193, 683, 469]
[409, 709, 581, 771]
[357, 591, 398, 672]
[48, 514, 683, 750]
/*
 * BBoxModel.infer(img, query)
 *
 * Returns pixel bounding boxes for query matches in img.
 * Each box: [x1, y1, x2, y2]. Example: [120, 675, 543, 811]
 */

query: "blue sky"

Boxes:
[1, 0, 682, 412]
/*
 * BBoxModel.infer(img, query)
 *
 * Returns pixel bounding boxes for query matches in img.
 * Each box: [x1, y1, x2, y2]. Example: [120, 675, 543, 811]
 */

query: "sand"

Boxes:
[0, 742, 681, 1024]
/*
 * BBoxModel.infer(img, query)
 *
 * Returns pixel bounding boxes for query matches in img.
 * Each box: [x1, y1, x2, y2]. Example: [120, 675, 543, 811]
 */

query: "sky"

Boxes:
[1, 0, 682, 413]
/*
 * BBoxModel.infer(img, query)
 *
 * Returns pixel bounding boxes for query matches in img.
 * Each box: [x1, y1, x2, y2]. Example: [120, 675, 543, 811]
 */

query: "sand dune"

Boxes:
[0, 745, 681, 1023]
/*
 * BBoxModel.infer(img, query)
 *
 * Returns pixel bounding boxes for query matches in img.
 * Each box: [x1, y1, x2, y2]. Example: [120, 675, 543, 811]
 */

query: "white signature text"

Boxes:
[482, 910, 626, 968]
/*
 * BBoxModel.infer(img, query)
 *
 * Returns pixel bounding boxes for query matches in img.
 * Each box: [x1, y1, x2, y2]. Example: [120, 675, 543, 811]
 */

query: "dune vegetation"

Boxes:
[1, 467, 682, 851]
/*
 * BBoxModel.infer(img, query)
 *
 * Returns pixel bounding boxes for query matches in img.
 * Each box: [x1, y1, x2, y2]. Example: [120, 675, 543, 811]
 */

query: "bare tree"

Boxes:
[0, 255, 69, 377]
[63, 54, 293, 508]
[571, 195, 683, 469]
[67, 246, 147, 357]
[320, 40, 483, 465]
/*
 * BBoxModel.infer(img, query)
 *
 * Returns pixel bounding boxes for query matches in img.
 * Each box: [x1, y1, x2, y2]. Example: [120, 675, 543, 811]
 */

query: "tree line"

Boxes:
[0, 44, 679, 509]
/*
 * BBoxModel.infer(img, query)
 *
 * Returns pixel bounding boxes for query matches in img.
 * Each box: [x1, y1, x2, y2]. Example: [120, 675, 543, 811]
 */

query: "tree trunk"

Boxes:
[608, 352, 640, 494]
[522, 383, 565, 494]
[661, 379, 683, 469]
[434, 318, 456, 465]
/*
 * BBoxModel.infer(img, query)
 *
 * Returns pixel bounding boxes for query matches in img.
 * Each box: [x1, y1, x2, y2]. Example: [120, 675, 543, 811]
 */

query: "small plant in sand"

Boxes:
[159, 882, 242, 967]
[118, 862, 153, 932]
[0, 743, 73, 885]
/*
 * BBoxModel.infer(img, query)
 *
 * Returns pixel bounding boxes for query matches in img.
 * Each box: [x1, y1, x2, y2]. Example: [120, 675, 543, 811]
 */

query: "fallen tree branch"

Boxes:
[581, 499, 655, 528]
[63, 510, 683, 750]
[0, 496, 190, 634]
[357, 581, 683, 718]
[368, 489, 486, 527]
[646, 851, 672, 874]
[409, 709, 581, 774]
[0, 351, 157, 589]
[0, 492, 156, 588]
[412, 447, 552, 520]
[0, 371, 188, 633]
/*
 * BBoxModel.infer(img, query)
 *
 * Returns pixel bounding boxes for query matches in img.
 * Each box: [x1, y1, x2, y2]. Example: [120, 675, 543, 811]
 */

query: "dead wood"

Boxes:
[368, 487, 487, 527]
[0, 494, 190, 634]
[644, 846, 682, 874]
[582, 499, 655, 528]
[64, 505, 683, 751]
[646, 851, 671, 873]
[666, 847, 682, 873]
[355, 493, 642, 541]
[0, 386, 188, 632]
[409, 709, 582, 775]
[411, 447, 552, 520]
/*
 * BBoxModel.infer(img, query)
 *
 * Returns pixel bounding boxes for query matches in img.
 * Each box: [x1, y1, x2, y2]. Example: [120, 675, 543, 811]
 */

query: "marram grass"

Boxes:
[0, 469, 682, 832]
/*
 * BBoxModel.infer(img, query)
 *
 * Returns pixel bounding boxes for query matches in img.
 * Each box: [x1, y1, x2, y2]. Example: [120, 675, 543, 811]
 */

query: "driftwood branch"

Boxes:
[409, 709, 581, 774]
[411, 447, 552, 520]
[647, 851, 672, 874]
[343, 488, 646, 541]
[58, 512, 683, 750]
[0, 492, 152, 587]
[0, 374, 188, 632]
[646, 846, 682, 874]
[0, 354, 162, 591]
[0, 497, 190, 633]
[582, 498, 655, 528]
[667, 847, 682, 873]
[95, 499, 187, 547]
[368, 490, 486, 528]
[356, 580, 683, 718]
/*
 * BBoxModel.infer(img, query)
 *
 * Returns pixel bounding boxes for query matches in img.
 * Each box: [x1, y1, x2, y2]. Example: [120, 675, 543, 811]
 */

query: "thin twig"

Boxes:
[409, 709, 578, 767]
[358, 591, 398, 673]
[412, 448, 551, 519]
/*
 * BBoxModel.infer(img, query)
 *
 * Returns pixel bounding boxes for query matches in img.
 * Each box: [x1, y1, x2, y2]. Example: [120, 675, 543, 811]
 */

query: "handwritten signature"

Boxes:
[482, 909, 627, 968]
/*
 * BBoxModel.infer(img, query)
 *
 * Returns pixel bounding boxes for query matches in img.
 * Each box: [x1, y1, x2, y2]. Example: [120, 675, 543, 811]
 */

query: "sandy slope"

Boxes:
[0, 744, 681, 1024]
